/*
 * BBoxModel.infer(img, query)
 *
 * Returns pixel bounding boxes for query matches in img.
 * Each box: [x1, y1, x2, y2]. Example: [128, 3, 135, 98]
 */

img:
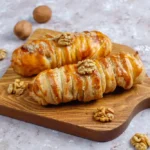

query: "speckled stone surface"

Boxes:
[0, 0, 150, 149]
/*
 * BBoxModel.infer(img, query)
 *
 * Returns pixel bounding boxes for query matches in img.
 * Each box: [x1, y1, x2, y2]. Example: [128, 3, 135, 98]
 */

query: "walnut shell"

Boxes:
[33, 5, 52, 23]
[14, 20, 32, 40]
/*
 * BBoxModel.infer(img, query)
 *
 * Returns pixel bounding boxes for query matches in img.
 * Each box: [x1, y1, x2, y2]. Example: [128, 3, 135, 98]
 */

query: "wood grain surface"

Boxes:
[0, 29, 150, 142]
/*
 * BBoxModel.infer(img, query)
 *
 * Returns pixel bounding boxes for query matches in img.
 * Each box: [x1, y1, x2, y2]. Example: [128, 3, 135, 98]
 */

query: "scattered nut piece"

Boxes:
[22, 42, 39, 53]
[14, 20, 32, 40]
[7, 79, 28, 96]
[77, 59, 96, 75]
[22, 42, 49, 56]
[7, 84, 14, 94]
[131, 133, 150, 150]
[93, 106, 114, 122]
[33, 5, 52, 23]
[0, 49, 7, 60]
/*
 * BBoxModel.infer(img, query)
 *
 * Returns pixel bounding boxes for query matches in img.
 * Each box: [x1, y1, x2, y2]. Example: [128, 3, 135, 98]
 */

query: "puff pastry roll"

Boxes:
[29, 52, 145, 105]
[11, 31, 112, 76]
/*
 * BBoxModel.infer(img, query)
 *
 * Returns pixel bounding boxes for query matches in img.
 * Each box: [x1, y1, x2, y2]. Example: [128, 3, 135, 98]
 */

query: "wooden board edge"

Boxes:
[0, 96, 150, 142]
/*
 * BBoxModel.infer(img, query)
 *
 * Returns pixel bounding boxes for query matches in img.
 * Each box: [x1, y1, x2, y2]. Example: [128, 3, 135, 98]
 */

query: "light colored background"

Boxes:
[0, 0, 150, 150]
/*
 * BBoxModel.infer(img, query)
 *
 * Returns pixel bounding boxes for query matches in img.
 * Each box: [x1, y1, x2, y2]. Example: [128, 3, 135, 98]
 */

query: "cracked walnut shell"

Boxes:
[131, 133, 150, 150]
[77, 59, 96, 75]
[7, 79, 28, 95]
[0, 49, 7, 60]
[93, 106, 114, 122]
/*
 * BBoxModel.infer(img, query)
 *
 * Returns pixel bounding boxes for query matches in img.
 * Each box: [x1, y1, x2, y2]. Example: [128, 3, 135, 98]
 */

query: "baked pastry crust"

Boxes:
[29, 53, 145, 105]
[11, 31, 112, 76]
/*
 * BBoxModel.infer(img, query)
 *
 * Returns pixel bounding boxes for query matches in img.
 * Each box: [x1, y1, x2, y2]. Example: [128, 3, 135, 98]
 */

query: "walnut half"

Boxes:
[77, 59, 96, 75]
[93, 106, 114, 122]
[7, 79, 28, 96]
[57, 32, 74, 46]
[130, 133, 150, 150]
[48, 32, 74, 46]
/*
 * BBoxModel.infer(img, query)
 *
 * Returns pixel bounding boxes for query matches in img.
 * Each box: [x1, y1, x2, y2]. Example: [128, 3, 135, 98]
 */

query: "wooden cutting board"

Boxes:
[0, 29, 150, 142]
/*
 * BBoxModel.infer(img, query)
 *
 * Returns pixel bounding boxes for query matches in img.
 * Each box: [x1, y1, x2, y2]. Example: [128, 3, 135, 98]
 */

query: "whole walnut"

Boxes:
[14, 20, 32, 40]
[33, 5, 52, 23]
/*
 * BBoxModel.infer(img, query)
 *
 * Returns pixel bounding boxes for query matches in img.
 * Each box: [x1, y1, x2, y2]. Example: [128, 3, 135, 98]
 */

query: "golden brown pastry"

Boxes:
[29, 52, 145, 105]
[11, 31, 112, 76]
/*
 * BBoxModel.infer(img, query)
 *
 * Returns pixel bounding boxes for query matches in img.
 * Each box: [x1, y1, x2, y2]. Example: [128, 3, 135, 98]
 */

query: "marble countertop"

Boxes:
[0, 0, 150, 149]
